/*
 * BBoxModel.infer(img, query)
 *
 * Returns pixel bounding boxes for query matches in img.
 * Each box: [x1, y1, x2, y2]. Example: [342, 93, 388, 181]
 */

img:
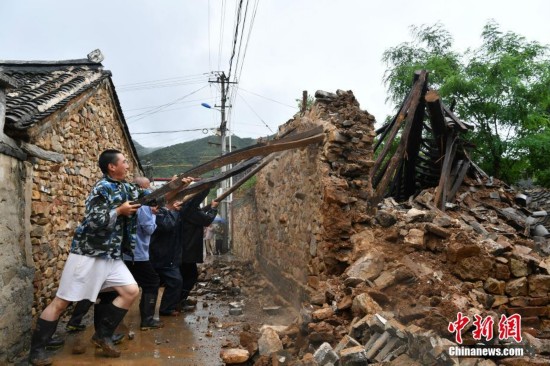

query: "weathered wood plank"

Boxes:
[425, 89, 446, 158]
[135, 157, 262, 205]
[403, 86, 426, 198]
[371, 70, 428, 206]
[20, 141, 64, 163]
[434, 132, 458, 210]
[447, 159, 471, 203]
[371, 90, 414, 173]
[184, 126, 323, 177]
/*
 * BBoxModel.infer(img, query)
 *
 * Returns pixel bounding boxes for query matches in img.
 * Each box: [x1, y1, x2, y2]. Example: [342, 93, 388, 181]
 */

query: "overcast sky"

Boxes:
[1, 0, 549, 148]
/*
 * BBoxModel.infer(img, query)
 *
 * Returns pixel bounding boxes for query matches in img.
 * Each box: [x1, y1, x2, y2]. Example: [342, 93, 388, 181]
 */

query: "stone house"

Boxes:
[0, 50, 142, 362]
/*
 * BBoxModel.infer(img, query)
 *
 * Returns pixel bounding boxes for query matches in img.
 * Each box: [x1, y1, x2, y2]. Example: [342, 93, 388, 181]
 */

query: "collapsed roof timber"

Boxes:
[371, 70, 481, 209]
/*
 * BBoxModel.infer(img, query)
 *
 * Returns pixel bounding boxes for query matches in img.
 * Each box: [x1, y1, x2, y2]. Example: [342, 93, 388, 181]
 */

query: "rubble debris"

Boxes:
[220, 348, 250, 364]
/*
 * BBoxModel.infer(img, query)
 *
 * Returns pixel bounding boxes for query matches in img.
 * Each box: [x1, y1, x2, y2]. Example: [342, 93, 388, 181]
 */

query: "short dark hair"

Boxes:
[98, 149, 122, 175]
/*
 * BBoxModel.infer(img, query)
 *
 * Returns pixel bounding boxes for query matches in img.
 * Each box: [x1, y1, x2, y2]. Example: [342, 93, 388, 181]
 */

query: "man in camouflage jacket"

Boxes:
[29, 149, 192, 365]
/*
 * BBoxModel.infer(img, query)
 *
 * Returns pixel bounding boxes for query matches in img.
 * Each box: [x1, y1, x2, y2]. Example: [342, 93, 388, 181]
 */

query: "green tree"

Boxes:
[382, 21, 550, 186]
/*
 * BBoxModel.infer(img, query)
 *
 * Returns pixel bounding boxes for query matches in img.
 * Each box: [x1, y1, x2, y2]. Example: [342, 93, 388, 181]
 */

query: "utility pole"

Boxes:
[208, 72, 237, 253]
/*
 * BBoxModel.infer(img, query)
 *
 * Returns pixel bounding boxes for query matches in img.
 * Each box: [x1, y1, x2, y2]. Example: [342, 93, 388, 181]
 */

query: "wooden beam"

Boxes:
[425, 90, 446, 158]
[20, 141, 64, 163]
[371, 70, 428, 206]
[371, 90, 414, 173]
[184, 126, 323, 177]
[373, 91, 412, 151]
[447, 159, 470, 203]
[134, 125, 324, 206]
[204, 154, 277, 208]
[434, 132, 458, 210]
[403, 87, 426, 198]
[135, 157, 263, 206]
[442, 103, 470, 131]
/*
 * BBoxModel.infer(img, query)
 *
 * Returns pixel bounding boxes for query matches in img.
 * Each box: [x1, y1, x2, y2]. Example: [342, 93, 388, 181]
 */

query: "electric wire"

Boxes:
[231, 0, 250, 89]
[208, 0, 212, 71]
[117, 74, 209, 92]
[238, 87, 298, 109]
[236, 92, 273, 133]
[132, 127, 215, 135]
[118, 73, 207, 87]
[126, 85, 209, 122]
[125, 97, 216, 112]
[217, 0, 227, 71]
[226, 0, 244, 94]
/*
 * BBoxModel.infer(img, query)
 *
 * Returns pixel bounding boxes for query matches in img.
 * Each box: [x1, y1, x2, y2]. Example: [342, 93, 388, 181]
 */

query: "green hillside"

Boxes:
[139, 135, 256, 178]
[132, 140, 160, 156]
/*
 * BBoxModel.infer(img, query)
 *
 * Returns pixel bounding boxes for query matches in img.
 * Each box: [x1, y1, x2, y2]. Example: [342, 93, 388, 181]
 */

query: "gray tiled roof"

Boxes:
[0, 59, 110, 131]
[0, 55, 143, 171]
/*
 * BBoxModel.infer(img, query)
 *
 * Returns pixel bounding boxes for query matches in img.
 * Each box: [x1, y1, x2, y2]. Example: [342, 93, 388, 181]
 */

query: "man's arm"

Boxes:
[85, 185, 141, 231]
[137, 206, 157, 236]
[154, 207, 179, 233]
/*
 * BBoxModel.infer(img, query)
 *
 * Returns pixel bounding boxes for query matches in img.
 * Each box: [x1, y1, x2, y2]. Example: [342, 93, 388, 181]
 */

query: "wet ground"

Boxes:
[44, 254, 297, 366]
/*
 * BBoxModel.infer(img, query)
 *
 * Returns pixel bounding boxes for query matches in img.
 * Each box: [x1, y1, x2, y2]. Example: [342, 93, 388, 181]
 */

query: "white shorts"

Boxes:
[56, 253, 137, 302]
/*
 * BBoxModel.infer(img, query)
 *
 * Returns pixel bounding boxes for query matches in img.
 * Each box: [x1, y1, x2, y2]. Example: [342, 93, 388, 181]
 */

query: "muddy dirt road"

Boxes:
[43, 255, 297, 366]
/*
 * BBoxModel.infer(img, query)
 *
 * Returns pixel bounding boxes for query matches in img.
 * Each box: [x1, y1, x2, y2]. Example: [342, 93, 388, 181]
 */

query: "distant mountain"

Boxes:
[139, 135, 257, 178]
[132, 140, 161, 156]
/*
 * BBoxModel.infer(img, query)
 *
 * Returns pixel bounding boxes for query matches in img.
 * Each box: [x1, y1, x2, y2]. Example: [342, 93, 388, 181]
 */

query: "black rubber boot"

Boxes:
[93, 298, 125, 345]
[140, 292, 163, 330]
[45, 334, 65, 350]
[66, 300, 93, 332]
[91, 303, 127, 357]
[29, 318, 58, 366]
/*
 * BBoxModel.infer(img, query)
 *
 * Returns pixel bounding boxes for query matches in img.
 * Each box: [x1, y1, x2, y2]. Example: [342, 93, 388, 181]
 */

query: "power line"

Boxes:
[118, 73, 207, 87]
[232, 0, 250, 89]
[125, 97, 216, 112]
[126, 85, 209, 122]
[237, 92, 273, 133]
[217, 0, 227, 71]
[208, 0, 212, 71]
[132, 127, 215, 135]
[238, 87, 298, 109]
[226, 0, 244, 92]
[116, 74, 209, 92]
[236, 0, 259, 83]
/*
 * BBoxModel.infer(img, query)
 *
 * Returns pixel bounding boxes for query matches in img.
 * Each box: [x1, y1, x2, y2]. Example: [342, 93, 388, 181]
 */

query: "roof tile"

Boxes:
[0, 60, 109, 130]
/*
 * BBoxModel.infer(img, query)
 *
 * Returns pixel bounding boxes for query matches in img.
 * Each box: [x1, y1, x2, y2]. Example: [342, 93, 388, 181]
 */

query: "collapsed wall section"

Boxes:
[232, 90, 376, 307]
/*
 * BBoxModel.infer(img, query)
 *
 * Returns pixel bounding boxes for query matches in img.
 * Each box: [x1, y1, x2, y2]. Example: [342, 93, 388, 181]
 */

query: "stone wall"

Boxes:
[232, 90, 376, 308]
[26, 80, 141, 314]
[0, 154, 34, 362]
[231, 191, 259, 262]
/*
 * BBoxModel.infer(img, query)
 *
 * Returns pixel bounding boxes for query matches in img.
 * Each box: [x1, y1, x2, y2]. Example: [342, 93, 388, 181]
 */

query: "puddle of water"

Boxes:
[50, 290, 228, 366]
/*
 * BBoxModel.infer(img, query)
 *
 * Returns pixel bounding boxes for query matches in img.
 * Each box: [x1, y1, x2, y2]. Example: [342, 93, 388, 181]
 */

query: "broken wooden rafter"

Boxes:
[447, 159, 471, 204]
[133, 125, 324, 206]
[442, 102, 470, 132]
[425, 89, 447, 158]
[184, 125, 323, 177]
[434, 132, 459, 210]
[370, 70, 428, 206]
[403, 82, 426, 199]
[371, 87, 414, 173]
[204, 154, 277, 209]
[135, 157, 263, 206]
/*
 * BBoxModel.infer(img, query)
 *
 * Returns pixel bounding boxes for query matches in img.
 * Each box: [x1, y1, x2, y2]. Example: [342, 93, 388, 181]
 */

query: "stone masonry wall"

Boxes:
[232, 90, 376, 308]
[231, 191, 259, 262]
[0, 154, 34, 362]
[27, 80, 141, 315]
